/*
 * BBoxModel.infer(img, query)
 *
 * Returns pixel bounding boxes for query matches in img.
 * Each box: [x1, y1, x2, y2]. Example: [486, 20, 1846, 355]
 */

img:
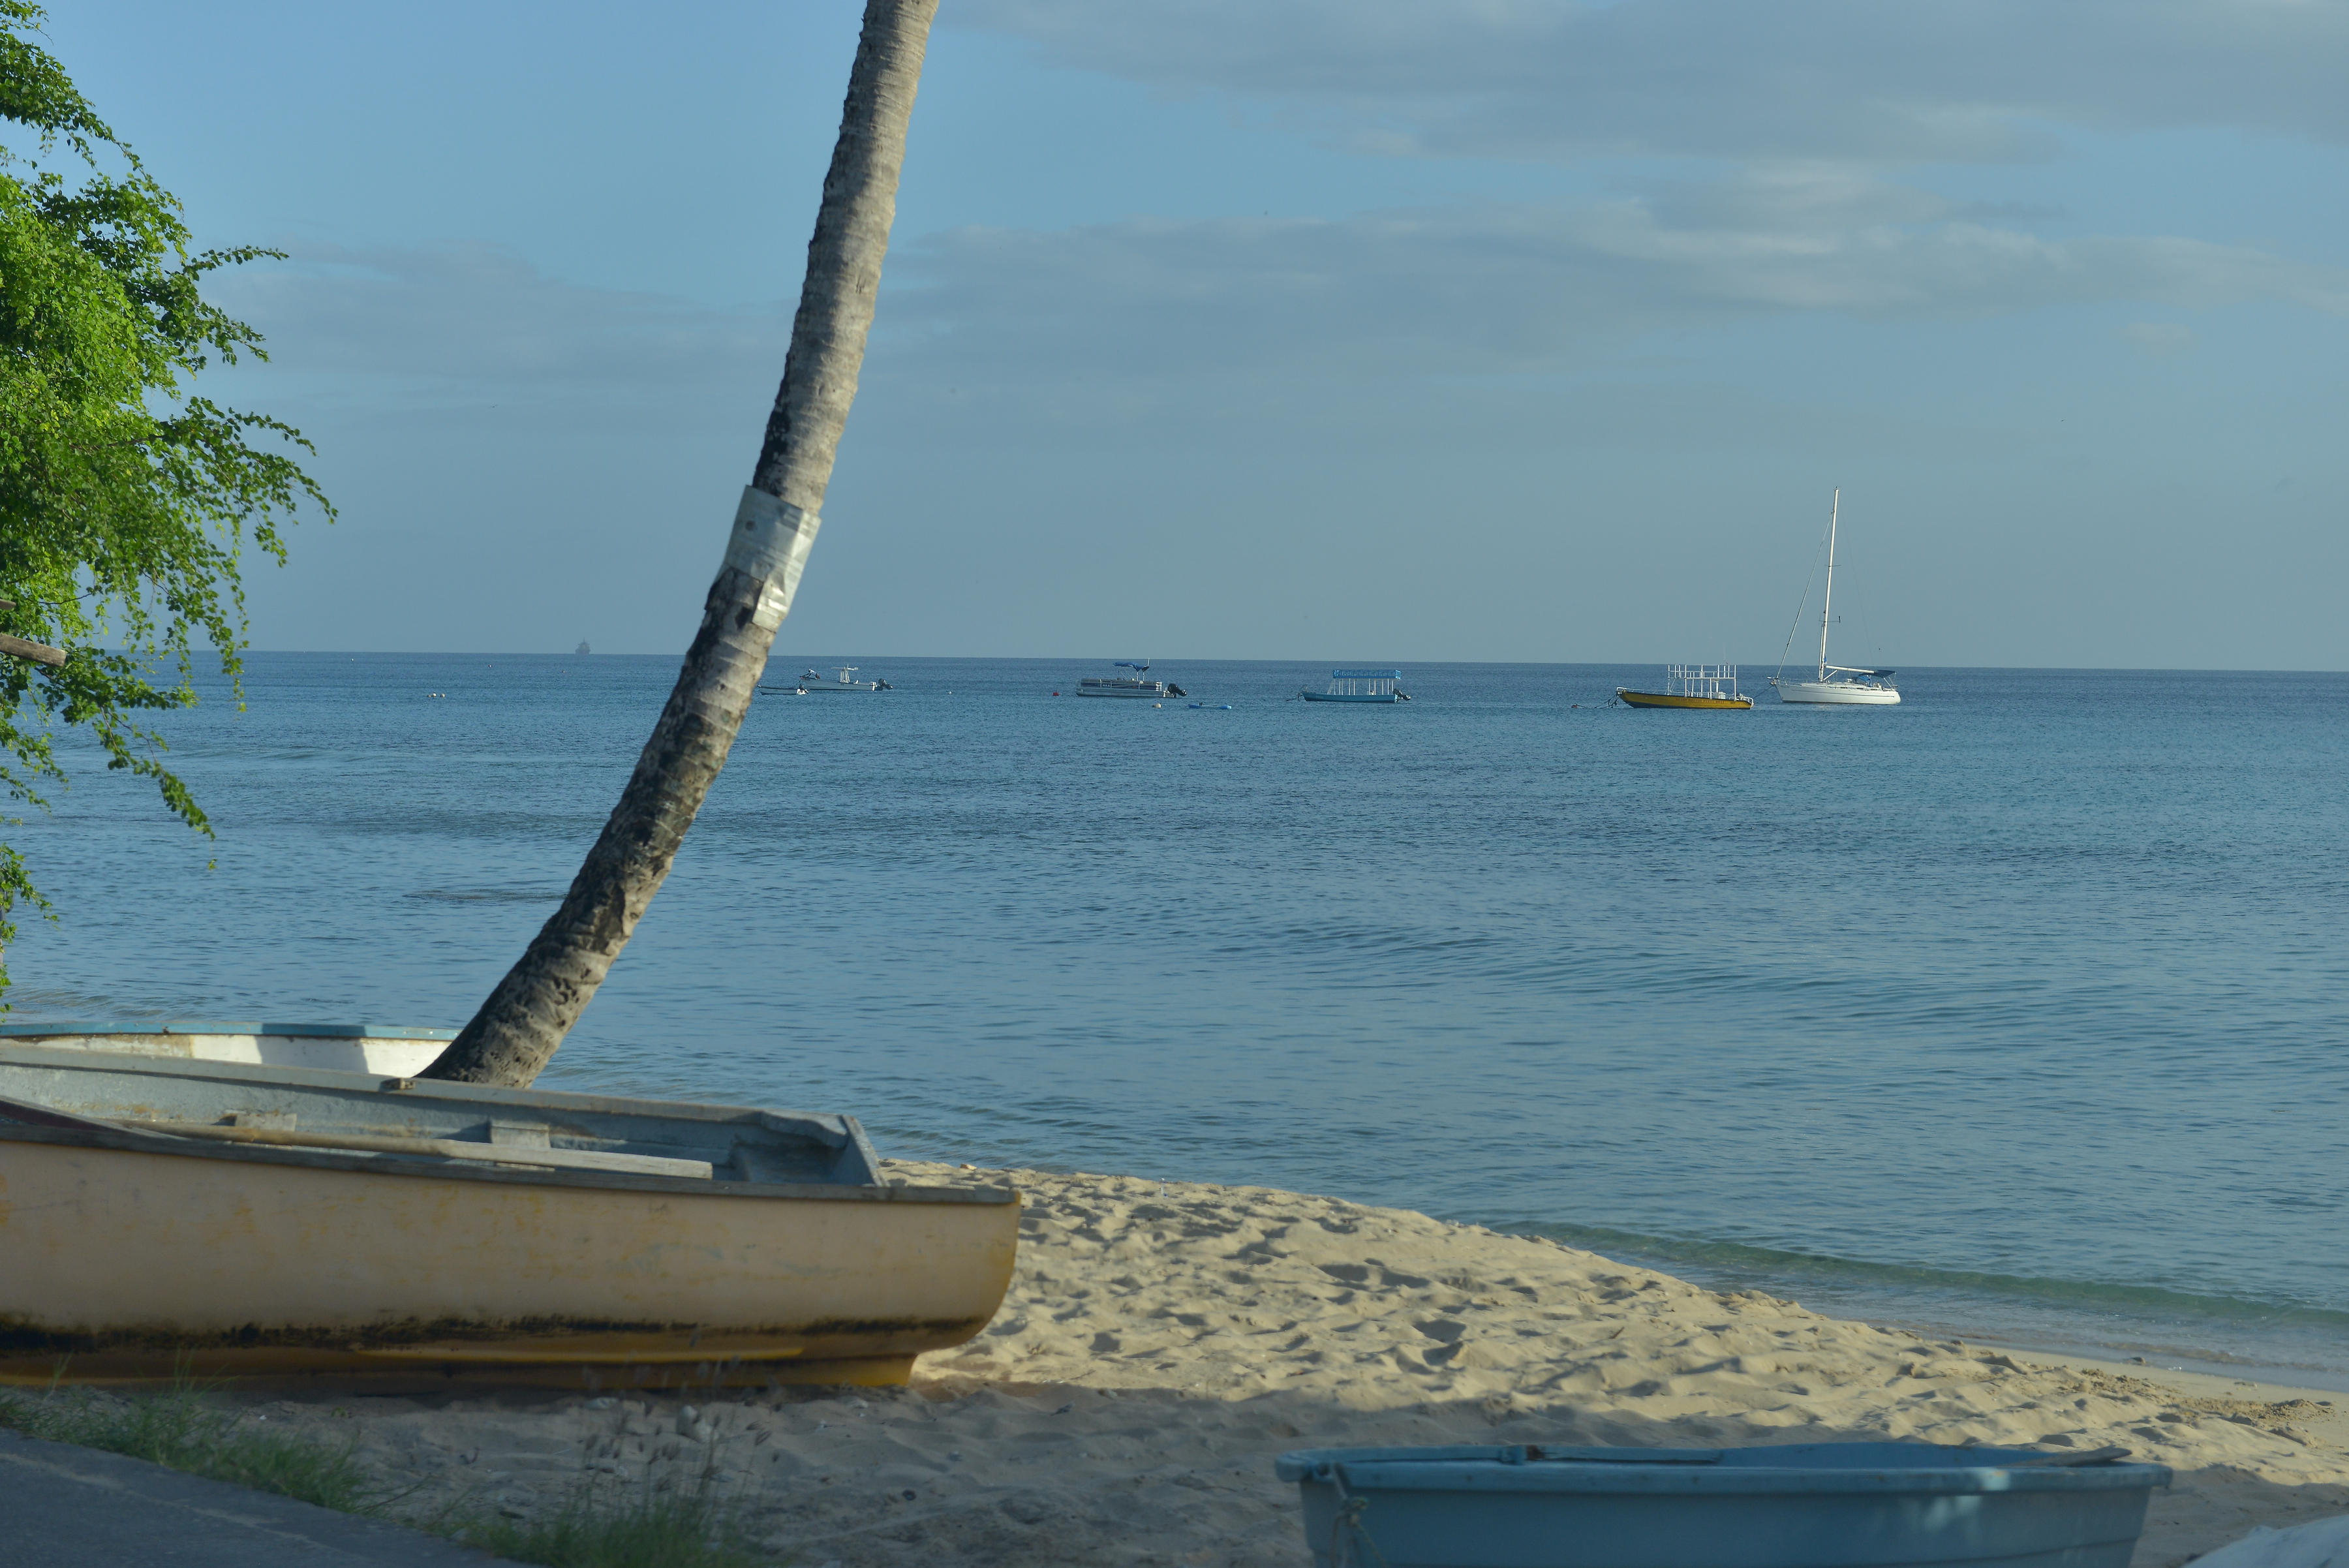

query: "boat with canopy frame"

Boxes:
[1301, 669, 1410, 703]
[1616, 664, 1752, 710]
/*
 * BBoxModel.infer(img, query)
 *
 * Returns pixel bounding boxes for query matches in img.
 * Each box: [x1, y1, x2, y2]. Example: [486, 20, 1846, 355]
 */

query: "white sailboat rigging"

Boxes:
[1772, 490, 1900, 706]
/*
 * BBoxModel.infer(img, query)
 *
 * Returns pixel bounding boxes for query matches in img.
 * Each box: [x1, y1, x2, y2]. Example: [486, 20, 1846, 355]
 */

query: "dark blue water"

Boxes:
[9, 655, 2348, 1379]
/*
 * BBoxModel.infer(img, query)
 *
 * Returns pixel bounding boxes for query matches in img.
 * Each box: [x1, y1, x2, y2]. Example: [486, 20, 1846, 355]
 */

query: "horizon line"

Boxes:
[205, 651, 2349, 676]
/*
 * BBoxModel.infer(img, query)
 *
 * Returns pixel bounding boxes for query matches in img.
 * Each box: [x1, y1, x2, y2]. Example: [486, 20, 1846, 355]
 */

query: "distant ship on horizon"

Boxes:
[576, 640, 591, 655]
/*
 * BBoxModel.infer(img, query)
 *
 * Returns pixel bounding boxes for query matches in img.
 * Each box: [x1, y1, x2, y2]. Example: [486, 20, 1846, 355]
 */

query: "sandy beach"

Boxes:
[206, 1162, 2349, 1566]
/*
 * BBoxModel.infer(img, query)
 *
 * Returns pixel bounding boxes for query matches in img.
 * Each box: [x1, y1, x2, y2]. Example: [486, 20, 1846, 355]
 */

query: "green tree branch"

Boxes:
[1, 0, 330, 1000]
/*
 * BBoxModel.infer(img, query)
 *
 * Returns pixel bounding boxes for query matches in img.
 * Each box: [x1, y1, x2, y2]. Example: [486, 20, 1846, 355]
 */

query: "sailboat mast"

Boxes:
[1818, 489, 1838, 681]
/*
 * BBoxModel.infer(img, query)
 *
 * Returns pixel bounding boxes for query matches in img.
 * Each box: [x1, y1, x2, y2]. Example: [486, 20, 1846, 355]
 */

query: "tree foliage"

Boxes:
[0, 0, 328, 999]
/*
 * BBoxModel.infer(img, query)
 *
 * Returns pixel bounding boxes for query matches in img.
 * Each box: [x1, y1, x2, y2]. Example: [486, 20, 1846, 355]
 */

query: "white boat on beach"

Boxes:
[1772, 491, 1900, 706]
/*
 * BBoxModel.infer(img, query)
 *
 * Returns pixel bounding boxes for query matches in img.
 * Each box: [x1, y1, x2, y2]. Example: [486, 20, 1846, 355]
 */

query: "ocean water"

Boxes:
[8, 654, 2348, 1382]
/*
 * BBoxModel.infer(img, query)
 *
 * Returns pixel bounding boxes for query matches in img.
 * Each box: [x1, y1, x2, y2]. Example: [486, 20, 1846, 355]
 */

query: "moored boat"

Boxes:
[0, 1047, 1019, 1389]
[1078, 661, 1184, 698]
[1616, 664, 1751, 710]
[788, 666, 885, 693]
[1772, 491, 1901, 705]
[1079, 676, 1165, 698]
[1301, 669, 1409, 703]
[1777, 668, 1899, 704]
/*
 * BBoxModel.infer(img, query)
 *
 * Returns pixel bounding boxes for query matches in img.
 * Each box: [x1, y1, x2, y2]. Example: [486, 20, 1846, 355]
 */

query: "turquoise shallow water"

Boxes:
[8, 654, 2347, 1379]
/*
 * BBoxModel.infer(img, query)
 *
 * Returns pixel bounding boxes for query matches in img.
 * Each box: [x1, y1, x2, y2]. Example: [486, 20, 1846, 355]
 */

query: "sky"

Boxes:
[34, 0, 2349, 668]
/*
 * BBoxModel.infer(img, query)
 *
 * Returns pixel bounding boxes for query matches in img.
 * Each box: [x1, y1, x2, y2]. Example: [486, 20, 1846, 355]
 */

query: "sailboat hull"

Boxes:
[1776, 681, 1899, 705]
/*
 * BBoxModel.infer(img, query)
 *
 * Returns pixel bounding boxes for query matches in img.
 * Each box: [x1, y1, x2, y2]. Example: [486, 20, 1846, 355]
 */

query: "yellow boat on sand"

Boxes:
[0, 1046, 1019, 1391]
[1616, 663, 1753, 710]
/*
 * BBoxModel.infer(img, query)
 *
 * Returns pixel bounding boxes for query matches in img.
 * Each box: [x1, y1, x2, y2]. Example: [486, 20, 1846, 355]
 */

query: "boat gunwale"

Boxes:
[0, 1116, 1017, 1205]
[0, 1044, 850, 1133]
[0, 1046, 1014, 1206]
[1276, 1442, 2173, 1495]
[0, 1019, 459, 1040]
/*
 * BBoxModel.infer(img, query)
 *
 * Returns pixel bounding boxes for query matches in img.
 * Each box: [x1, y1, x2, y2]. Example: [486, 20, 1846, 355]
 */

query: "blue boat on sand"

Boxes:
[1278, 1441, 2168, 1568]
[1302, 668, 1409, 703]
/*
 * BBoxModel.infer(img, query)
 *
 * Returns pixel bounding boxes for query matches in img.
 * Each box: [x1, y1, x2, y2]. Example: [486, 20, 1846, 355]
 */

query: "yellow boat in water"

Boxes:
[1616, 663, 1753, 710]
[0, 1046, 1019, 1390]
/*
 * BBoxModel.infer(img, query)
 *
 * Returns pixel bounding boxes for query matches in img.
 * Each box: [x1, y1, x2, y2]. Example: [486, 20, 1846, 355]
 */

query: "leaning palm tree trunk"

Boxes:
[423, 0, 938, 1086]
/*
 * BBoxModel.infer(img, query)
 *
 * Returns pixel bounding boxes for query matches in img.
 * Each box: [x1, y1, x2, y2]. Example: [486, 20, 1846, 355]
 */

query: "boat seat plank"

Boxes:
[113, 1118, 714, 1178]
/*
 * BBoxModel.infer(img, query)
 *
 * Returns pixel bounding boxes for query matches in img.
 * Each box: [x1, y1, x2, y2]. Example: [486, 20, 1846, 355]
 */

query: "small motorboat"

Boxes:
[1302, 669, 1409, 703]
[1279, 1441, 2168, 1568]
[1078, 662, 1183, 698]
[786, 666, 883, 694]
[0, 1045, 1019, 1391]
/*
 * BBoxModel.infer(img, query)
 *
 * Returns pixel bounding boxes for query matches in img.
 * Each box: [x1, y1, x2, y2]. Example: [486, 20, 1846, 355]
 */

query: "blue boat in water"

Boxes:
[1302, 668, 1410, 703]
[1277, 1441, 2168, 1568]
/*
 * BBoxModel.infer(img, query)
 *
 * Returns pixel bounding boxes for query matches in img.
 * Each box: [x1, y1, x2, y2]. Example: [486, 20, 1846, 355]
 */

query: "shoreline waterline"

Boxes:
[1506, 1220, 2349, 1392]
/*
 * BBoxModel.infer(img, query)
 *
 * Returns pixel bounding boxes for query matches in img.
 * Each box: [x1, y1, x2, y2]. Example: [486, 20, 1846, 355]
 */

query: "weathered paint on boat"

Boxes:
[0, 1049, 1019, 1390]
[0, 1021, 454, 1077]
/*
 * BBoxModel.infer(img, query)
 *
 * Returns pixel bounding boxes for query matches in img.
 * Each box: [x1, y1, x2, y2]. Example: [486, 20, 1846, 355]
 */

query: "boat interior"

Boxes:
[0, 1045, 930, 1194]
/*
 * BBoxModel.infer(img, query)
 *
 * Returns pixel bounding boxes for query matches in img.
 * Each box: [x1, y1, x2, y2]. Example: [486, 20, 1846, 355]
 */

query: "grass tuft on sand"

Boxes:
[0, 1378, 378, 1513]
[0, 1376, 778, 1568]
[450, 1477, 772, 1568]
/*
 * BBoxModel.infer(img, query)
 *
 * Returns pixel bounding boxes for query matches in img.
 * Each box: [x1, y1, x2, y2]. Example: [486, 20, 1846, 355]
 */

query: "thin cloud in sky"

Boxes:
[955, 0, 2349, 163]
[213, 183, 2348, 425]
[880, 187, 2349, 399]
[200, 3, 2349, 420]
[209, 243, 786, 397]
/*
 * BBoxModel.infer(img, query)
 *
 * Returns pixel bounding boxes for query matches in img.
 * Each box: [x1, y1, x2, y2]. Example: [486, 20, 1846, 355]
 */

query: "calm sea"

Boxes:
[9, 655, 2348, 1383]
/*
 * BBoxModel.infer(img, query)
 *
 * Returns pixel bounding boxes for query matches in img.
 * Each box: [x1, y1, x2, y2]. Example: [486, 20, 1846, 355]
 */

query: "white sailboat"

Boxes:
[1772, 491, 1900, 706]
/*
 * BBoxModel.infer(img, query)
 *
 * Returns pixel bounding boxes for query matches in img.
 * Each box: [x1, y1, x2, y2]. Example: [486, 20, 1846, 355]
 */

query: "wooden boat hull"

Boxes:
[0, 1051, 1019, 1390]
[1616, 689, 1752, 710]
